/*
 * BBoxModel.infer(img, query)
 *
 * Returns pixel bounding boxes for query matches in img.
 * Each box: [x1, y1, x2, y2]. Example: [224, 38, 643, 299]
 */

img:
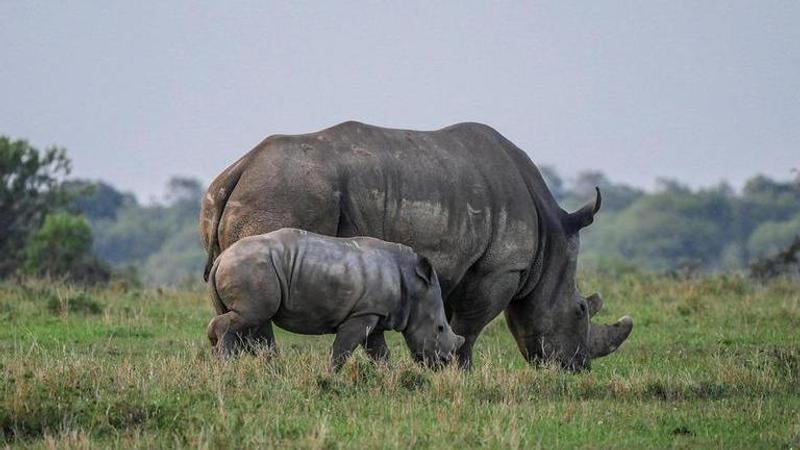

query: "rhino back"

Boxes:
[217, 121, 541, 297]
[264, 229, 406, 334]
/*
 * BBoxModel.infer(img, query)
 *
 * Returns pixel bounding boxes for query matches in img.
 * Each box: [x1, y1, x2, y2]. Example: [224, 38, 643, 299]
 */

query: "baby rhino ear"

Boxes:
[414, 255, 435, 285]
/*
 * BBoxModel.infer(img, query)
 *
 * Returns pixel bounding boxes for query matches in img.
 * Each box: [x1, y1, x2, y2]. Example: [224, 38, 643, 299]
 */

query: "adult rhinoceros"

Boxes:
[200, 121, 632, 370]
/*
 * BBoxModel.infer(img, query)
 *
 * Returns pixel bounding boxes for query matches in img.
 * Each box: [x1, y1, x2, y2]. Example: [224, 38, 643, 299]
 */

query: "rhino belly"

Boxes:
[272, 311, 339, 335]
[270, 281, 360, 336]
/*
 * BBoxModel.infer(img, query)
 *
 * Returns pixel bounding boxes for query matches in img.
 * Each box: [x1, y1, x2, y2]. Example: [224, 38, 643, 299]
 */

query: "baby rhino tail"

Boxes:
[208, 256, 228, 315]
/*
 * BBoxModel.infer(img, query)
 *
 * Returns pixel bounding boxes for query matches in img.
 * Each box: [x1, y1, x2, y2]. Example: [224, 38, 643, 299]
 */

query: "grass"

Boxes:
[1, 274, 799, 449]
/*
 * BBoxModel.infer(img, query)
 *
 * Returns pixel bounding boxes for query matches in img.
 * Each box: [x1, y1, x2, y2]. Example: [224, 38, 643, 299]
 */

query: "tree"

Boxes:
[165, 176, 204, 206]
[655, 178, 692, 195]
[582, 187, 737, 271]
[747, 213, 800, 258]
[0, 137, 72, 276]
[65, 179, 137, 220]
[91, 204, 175, 265]
[22, 212, 110, 283]
[738, 174, 800, 234]
[750, 236, 800, 280]
[143, 221, 206, 286]
[88, 177, 205, 283]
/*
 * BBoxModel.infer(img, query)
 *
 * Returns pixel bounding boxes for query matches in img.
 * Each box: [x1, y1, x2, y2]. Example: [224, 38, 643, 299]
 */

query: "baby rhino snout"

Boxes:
[453, 334, 465, 351]
[425, 331, 464, 369]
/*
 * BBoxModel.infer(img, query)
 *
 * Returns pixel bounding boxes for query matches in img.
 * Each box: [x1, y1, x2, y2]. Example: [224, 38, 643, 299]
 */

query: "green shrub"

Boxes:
[0, 137, 73, 276]
[22, 213, 110, 284]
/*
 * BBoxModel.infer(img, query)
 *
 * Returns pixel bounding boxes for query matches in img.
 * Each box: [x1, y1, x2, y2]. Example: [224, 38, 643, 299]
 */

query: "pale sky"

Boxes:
[2, 1, 798, 201]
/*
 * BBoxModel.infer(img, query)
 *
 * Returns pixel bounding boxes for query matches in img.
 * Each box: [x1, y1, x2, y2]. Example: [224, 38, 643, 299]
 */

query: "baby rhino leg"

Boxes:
[363, 332, 390, 364]
[207, 313, 280, 358]
[207, 311, 253, 358]
[330, 315, 381, 372]
[246, 321, 277, 355]
[209, 257, 282, 357]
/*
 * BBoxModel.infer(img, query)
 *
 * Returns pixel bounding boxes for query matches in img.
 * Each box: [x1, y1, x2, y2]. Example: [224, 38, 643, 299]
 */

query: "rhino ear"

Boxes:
[586, 293, 603, 318]
[415, 255, 435, 285]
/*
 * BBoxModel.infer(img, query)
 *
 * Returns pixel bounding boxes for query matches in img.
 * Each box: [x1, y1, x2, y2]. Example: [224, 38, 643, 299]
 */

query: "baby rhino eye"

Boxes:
[437, 325, 445, 332]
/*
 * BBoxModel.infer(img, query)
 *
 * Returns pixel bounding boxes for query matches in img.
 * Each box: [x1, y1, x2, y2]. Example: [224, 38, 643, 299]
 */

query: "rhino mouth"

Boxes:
[412, 352, 454, 370]
[561, 355, 591, 372]
[528, 353, 591, 372]
[523, 336, 592, 372]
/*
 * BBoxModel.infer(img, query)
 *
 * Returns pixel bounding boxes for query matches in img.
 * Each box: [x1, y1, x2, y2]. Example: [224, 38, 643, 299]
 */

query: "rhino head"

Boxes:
[505, 188, 633, 371]
[402, 256, 465, 369]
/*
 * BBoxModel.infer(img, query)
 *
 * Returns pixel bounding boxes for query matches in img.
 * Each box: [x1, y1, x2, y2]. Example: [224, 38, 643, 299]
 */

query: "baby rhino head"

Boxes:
[402, 256, 464, 369]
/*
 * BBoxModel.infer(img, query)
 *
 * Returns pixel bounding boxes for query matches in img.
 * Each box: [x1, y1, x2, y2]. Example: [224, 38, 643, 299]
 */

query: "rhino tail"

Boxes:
[203, 162, 246, 281]
[208, 256, 227, 315]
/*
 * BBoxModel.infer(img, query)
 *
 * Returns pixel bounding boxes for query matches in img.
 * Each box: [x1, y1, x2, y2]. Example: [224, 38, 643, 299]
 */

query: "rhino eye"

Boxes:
[437, 325, 445, 332]
[576, 302, 587, 319]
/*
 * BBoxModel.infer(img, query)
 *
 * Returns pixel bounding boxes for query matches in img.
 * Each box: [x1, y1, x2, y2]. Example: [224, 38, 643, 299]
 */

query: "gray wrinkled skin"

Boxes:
[206, 228, 464, 371]
[200, 121, 633, 370]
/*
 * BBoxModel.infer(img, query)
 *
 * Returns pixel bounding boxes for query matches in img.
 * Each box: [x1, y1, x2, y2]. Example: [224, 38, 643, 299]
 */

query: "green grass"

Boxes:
[1, 274, 799, 449]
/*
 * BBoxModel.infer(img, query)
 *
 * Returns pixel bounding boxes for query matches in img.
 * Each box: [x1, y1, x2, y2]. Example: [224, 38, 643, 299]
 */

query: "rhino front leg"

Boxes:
[450, 271, 521, 370]
[454, 334, 479, 370]
[363, 331, 390, 364]
[330, 315, 380, 372]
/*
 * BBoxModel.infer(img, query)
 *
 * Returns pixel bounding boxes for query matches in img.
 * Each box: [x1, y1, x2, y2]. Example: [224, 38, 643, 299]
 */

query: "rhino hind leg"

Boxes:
[207, 311, 269, 359]
[210, 251, 283, 358]
[362, 331, 390, 364]
[207, 312, 240, 358]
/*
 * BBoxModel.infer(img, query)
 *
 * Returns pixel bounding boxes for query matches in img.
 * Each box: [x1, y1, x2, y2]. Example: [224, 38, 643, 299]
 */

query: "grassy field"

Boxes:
[1, 274, 799, 449]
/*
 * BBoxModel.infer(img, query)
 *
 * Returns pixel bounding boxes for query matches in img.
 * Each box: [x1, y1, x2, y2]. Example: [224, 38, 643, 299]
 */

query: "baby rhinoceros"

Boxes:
[206, 228, 464, 371]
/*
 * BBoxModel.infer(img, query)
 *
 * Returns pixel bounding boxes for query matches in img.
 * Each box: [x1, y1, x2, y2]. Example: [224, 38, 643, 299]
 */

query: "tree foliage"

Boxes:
[22, 212, 110, 283]
[747, 213, 800, 258]
[749, 235, 800, 280]
[578, 172, 800, 273]
[0, 137, 73, 276]
[78, 176, 205, 285]
[66, 180, 136, 220]
[65, 166, 800, 284]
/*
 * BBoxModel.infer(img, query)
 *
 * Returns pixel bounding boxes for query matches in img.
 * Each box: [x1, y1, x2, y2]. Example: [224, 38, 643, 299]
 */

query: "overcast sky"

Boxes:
[2, 1, 798, 201]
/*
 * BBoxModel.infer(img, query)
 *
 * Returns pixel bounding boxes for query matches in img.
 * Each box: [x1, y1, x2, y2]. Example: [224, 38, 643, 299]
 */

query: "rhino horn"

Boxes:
[563, 187, 602, 233]
[588, 316, 633, 358]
